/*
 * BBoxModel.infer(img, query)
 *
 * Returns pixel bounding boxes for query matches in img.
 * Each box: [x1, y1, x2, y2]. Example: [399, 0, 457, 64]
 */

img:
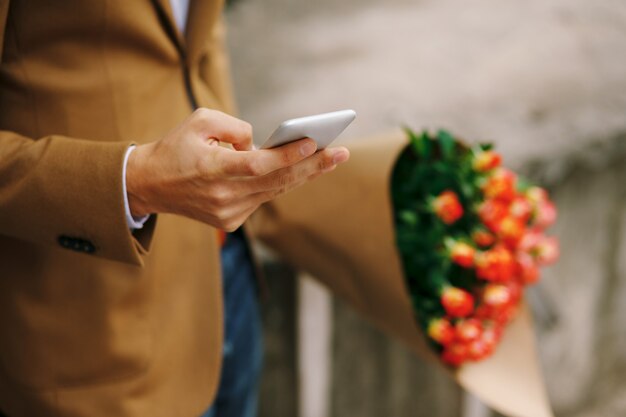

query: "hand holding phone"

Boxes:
[260, 109, 356, 150]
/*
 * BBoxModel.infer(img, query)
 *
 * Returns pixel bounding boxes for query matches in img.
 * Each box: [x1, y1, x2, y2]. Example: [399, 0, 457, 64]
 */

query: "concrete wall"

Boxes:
[225, 0, 626, 416]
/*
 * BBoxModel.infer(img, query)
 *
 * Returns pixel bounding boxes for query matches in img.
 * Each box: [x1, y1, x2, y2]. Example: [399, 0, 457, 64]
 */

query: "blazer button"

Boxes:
[57, 235, 72, 248]
[82, 241, 96, 254]
[57, 235, 96, 254]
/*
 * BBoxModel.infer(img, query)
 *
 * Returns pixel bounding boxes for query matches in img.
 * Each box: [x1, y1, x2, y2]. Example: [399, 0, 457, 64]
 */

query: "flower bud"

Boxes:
[516, 252, 540, 285]
[481, 326, 502, 354]
[534, 199, 557, 229]
[518, 228, 543, 252]
[467, 339, 491, 361]
[441, 342, 469, 367]
[497, 216, 526, 248]
[473, 150, 502, 172]
[475, 246, 516, 282]
[526, 186, 548, 205]
[450, 241, 476, 268]
[427, 318, 455, 346]
[536, 236, 559, 265]
[472, 229, 496, 248]
[432, 190, 464, 225]
[478, 199, 509, 233]
[483, 284, 512, 309]
[455, 318, 483, 342]
[509, 196, 533, 223]
[482, 168, 517, 202]
[441, 286, 475, 318]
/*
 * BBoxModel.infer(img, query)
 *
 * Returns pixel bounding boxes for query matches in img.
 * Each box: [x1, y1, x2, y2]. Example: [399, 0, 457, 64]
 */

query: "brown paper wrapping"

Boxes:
[248, 130, 553, 417]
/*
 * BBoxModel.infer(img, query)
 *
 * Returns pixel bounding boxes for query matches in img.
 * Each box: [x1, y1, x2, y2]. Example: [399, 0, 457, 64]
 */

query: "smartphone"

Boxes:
[260, 109, 356, 150]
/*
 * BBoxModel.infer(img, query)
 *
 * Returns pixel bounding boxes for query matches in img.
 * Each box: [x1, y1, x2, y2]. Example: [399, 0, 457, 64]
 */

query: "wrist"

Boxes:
[126, 143, 156, 217]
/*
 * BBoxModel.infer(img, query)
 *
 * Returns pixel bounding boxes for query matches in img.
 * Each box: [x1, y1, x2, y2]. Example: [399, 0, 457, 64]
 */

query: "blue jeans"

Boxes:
[200, 230, 264, 417]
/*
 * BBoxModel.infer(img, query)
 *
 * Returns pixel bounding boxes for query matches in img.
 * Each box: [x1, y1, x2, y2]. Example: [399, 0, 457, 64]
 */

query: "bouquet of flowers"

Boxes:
[391, 129, 559, 367]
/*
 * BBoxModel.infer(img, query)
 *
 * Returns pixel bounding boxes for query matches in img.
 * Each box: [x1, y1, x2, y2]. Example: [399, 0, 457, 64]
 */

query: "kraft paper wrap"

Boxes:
[249, 129, 553, 417]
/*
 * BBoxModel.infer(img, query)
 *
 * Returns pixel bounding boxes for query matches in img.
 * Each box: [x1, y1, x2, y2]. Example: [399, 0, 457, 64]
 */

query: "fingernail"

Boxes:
[332, 150, 349, 165]
[300, 142, 316, 157]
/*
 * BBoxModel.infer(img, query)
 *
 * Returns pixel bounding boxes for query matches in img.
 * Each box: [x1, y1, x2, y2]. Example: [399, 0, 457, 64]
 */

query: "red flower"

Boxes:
[504, 280, 523, 304]
[474, 304, 493, 320]
[455, 318, 483, 342]
[509, 196, 533, 223]
[482, 284, 513, 309]
[519, 230, 559, 265]
[472, 229, 496, 248]
[482, 169, 517, 202]
[526, 186, 548, 205]
[441, 287, 475, 318]
[497, 216, 526, 248]
[475, 246, 516, 282]
[432, 190, 464, 225]
[516, 252, 540, 285]
[493, 302, 519, 326]
[467, 338, 490, 361]
[473, 150, 502, 172]
[480, 326, 502, 354]
[536, 236, 560, 265]
[478, 199, 509, 233]
[534, 199, 557, 229]
[519, 227, 543, 252]
[441, 342, 469, 366]
[427, 318, 455, 346]
[450, 241, 476, 268]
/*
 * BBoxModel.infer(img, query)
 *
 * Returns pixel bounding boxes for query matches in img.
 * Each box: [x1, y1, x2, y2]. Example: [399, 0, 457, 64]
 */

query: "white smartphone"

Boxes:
[260, 109, 356, 150]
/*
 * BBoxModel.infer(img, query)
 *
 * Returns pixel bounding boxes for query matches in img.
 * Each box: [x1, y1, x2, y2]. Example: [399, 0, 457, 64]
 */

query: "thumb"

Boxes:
[190, 108, 254, 151]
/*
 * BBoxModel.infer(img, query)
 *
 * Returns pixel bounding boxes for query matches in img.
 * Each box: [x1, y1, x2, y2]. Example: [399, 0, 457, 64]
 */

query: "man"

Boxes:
[0, 0, 349, 416]
[0, 1, 555, 417]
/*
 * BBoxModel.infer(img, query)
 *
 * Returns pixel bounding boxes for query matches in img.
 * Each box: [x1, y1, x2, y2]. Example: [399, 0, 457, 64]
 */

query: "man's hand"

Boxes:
[126, 108, 350, 231]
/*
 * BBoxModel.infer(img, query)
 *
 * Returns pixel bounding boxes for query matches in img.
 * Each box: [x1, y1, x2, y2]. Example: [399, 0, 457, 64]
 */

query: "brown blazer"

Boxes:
[0, 1, 553, 416]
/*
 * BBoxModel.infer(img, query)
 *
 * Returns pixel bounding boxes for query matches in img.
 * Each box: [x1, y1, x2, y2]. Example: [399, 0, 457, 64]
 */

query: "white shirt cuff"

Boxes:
[122, 146, 150, 230]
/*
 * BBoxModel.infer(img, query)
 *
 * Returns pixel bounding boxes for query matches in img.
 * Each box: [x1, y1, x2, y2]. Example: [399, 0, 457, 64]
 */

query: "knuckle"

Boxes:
[266, 185, 287, 200]
[275, 186, 287, 197]
[277, 171, 295, 188]
[244, 159, 263, 176]
[222, 218, 241, 232]
[212, 206, 228, 220]
[195, 157, 210, 176]
[209, 186, 234, 207]
[192, 107, 211, 120]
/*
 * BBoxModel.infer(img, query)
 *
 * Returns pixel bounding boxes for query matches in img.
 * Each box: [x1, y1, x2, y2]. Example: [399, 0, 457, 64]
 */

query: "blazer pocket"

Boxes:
[0, 244, 154, 389]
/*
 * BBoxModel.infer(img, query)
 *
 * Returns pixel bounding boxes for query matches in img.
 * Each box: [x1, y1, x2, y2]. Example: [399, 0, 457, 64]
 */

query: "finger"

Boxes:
[240, 146, 349, 193]
[190, 108, 253, 151]
[218, 138, 319, 177]
[214, 198, 262, 232]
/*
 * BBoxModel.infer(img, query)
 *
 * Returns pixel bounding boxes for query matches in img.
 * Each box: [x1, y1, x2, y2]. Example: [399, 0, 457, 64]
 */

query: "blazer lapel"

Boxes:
[150, 0, 186, 52]
[185, 0, 224, 65]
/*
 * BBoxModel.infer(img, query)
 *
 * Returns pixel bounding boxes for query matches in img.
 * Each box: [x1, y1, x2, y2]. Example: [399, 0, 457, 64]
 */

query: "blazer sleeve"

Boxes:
[0, 4, 155, 266]
[0, 131, 156, 266]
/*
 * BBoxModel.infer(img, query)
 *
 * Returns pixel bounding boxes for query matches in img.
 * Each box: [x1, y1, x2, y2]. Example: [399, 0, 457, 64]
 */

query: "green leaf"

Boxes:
[419, 131, 433, 160]
[437, 130, 456, 161]
[405, 128, 426, 159]
[399, 210, 418, 226]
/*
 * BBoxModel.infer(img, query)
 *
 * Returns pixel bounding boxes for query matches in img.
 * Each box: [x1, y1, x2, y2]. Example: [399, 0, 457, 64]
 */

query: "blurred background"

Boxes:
[224, 0, 626, 416]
